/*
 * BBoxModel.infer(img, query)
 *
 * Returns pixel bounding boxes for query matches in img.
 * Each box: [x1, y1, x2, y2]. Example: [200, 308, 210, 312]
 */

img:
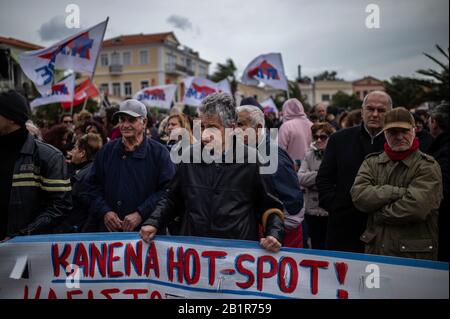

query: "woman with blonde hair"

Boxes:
[165, 113, 194, 150]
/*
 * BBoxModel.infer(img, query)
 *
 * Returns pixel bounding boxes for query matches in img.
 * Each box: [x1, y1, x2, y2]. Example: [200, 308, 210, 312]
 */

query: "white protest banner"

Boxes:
[30, 73, 75, 108]
[183, 77, 231, 107]
[242, 53, 288, 91]
[260, 98, 279, 117]
[0, 233, 447, 299]
[19, 19, 108, 95]
[134, 84, 177, 109]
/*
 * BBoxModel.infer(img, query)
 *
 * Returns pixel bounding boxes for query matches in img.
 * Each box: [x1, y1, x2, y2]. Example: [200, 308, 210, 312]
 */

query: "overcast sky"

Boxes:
[0, 0, 448, 81]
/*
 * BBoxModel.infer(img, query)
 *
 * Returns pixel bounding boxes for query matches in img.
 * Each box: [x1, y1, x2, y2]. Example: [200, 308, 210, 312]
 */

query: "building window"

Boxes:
[122, 52, 131, 66]
[100, 54, 109, 67]
[112, 82, 121, 96]
[140, 50, 148, 65]
[124, 82, 132, 97]
[199, 65, 207, 78]
[322, 94, 330, 101]
[100, 83, 109, 94]
[166, 53, 176, 68]
[141, 80, 149, 89]
[111, 52, 120, 65]
[363, 90, 368, 97]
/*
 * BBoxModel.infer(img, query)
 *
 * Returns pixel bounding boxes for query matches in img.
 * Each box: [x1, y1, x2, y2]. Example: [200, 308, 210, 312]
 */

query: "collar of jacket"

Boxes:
[361, 122, 384, 144]
[378, 149, 420, 167]
[19, 133, 35, 155]
[115, 136, 147, 159]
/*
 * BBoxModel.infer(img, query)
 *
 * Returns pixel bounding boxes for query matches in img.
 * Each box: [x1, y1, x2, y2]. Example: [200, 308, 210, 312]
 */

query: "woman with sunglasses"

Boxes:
[298, 122, 336, 249]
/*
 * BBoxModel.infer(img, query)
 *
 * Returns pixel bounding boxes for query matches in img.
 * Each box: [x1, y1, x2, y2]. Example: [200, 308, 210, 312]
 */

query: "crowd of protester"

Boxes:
[0, 89, 448, 261]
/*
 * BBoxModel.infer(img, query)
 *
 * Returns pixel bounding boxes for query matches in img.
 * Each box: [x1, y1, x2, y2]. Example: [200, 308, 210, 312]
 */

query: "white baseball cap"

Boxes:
[114, 99, 147, 119]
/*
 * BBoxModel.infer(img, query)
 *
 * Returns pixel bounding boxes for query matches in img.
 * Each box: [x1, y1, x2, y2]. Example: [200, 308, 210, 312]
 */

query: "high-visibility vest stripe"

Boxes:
[12, 181, 72, 192]
[12, 173, 70, 185]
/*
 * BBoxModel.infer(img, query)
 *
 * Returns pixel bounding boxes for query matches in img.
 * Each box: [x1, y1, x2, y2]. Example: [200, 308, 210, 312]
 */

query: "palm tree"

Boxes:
[209, 58, 238, 97]
[416, 45, 449, 103]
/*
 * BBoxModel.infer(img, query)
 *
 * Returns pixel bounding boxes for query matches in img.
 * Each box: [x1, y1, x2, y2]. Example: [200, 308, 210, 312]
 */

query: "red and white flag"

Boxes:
[60, 78, 100, 109]
[261, 97, 279, 117]
[30, 73, 75, 108]
[241, 53, 288, 91]
[134, 84, 177, 109]
[183, 77, 231, 107]
[19, 19, 108, 95]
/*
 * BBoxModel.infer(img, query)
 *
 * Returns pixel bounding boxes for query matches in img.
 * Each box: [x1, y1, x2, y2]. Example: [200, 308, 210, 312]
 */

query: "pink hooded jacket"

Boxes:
[278, 99, 313, 162]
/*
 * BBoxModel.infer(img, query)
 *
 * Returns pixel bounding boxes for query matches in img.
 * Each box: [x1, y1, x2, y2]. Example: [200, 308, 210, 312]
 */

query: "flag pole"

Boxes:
[83, 17, 109, 112]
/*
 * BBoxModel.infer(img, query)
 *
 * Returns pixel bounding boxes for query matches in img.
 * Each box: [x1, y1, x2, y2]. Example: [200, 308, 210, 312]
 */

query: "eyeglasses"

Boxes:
[313, 134, 329, 141]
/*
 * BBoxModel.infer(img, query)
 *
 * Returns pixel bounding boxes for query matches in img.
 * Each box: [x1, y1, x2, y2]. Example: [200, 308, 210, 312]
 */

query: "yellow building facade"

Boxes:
[93, 32, 210, 103]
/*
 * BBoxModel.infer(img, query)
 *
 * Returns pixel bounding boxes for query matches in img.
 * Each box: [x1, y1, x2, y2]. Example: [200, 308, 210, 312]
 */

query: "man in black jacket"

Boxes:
[0, 90, 71, 241]
[316, 91, 392, 253]
[428, 102, 449, 261]
[140, 93, 285, 252]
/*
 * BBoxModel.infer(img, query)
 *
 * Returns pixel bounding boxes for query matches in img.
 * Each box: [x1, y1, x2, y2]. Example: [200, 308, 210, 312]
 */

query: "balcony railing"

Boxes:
[165, 63, 194, 76]
[109, 64, 123, 75]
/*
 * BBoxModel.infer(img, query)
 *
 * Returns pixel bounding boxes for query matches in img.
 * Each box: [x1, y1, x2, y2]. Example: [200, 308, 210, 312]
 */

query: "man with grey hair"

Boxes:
[236, 105, 304, 248]
[317, 91, 392, 253]
[140, 93, 285, 252]
[87, 99, 176, 232]
[428, 102, 449, 261]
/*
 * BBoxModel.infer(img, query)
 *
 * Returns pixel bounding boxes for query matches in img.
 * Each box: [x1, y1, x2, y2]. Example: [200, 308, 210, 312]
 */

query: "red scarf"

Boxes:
[384, 138, 420, 161]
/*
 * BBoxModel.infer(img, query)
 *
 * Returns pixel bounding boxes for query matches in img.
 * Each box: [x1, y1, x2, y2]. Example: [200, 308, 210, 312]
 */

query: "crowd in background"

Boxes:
[1, 89, 448, 262]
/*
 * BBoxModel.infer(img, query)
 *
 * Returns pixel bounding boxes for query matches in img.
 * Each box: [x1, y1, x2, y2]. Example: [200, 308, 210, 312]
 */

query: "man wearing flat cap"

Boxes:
[0, 90, 72, 241]
[87, 99, 175, 232]
[351, 107, 443, 260]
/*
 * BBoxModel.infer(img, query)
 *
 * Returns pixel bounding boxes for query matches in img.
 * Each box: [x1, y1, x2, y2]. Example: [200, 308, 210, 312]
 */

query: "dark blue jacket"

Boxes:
[87, 137, 176, 230]
[264, 135, 303, 216]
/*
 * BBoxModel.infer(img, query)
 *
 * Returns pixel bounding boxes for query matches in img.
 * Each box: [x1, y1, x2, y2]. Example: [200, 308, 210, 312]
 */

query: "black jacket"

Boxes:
[143, 143, 285, 242]
[428, 132, 449, 261]
[7, 134, 72, 236]
[316, 124, 385, 252]
[54, 161, 96, 233]
[417, 129, 434, 153]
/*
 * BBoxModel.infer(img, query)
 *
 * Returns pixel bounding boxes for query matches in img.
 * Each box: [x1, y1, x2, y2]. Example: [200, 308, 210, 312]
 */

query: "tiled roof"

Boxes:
[0, 36, 42, 50]
[102, 32, 178, 47]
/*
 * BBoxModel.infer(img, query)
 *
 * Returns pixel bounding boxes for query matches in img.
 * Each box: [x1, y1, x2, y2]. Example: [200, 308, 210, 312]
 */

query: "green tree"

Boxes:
[332, 91, 362, 110]
[209, 58, 238, 97]
[313, 70, 343, 81]
[384, 76, 428, 109]
[416, 45, 449, 103]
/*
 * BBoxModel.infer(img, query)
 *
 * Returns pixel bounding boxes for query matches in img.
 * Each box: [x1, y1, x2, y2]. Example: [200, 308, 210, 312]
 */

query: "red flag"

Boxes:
[61, 78, 100, 109]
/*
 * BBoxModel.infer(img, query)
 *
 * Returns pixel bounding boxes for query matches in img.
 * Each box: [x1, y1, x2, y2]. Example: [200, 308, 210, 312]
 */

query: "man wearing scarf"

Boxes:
[350, 107, 443, 260]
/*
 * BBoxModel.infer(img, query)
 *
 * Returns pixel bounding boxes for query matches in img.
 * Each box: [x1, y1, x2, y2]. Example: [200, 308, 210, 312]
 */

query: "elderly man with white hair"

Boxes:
[317, 91, 393, 253]
[87, 99, 176, 232]
[140, 93, 285, 252]
[236, 104, 304, 248]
